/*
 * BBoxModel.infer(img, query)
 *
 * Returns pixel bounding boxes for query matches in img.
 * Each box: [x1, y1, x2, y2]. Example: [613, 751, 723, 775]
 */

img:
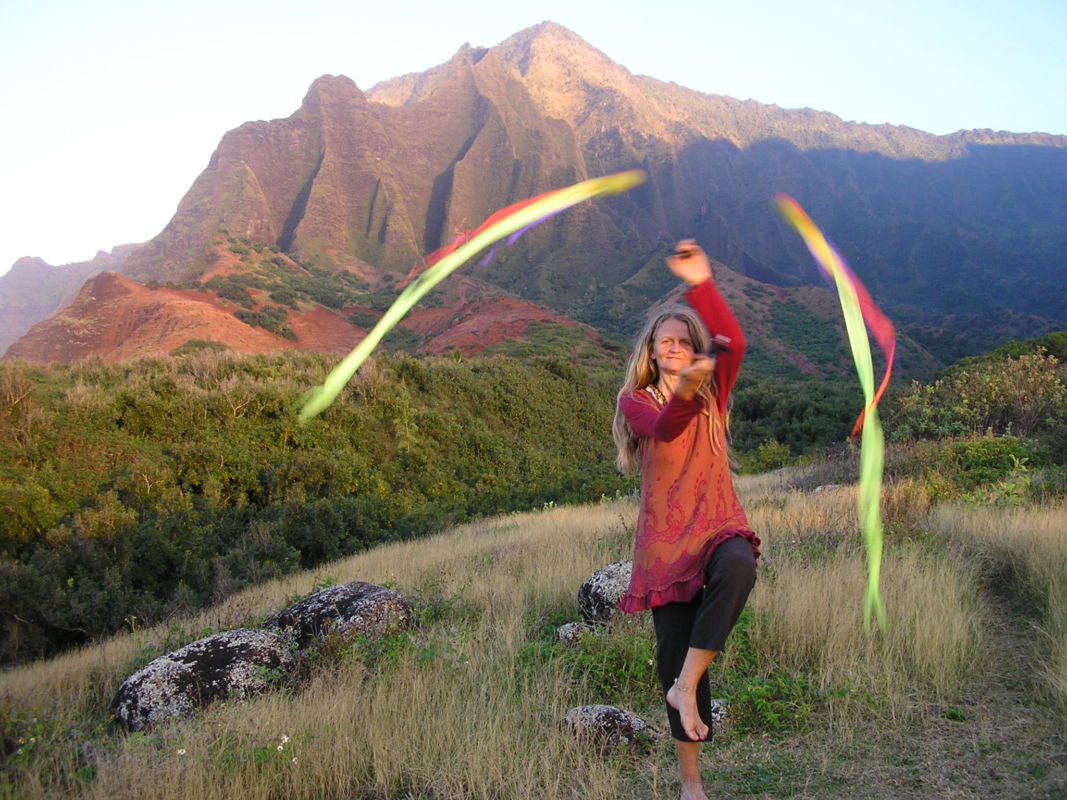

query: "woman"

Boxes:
[613, 239, 760, 800]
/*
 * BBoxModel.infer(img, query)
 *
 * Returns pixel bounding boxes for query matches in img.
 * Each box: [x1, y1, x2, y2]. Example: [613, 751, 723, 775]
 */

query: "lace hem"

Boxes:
[618, 529, 761, 613]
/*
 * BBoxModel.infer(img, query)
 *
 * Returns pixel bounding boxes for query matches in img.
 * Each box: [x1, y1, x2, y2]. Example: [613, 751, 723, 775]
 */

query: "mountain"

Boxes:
[0, 245, 141, 352]
[6, 21, 1066, 367]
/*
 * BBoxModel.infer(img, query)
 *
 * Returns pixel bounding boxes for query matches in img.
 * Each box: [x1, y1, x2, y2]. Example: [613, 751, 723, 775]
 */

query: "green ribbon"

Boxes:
[776, 194, 890, 632]
[297, 169, 646, 423]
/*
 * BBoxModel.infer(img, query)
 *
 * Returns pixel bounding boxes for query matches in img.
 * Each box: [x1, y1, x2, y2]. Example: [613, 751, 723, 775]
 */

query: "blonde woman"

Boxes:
[613, 239, 760, 800]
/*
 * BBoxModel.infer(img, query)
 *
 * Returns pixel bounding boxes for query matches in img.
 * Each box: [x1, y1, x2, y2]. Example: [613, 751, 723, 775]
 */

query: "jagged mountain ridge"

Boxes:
[128, 21, 1067, 337]
[6, 21, 1066, 366]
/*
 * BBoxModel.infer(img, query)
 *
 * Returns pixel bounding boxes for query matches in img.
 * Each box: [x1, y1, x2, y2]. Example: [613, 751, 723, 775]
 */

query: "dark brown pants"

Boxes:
[650, 535, 757, 741]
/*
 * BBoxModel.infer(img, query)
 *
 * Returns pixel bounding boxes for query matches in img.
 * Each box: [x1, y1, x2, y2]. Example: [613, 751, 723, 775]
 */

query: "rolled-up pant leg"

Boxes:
[651, 535, 757, 741]
[652, 593, 712, 741]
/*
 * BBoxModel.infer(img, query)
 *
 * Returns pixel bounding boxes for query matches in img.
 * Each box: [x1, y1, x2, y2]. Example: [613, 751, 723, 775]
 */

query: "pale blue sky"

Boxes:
[1, 0, 1064, 275]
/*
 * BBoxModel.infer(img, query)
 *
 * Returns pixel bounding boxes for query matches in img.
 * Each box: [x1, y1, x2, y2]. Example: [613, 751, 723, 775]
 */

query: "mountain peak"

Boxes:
[10, 256, 51, 274]
[299, 74, 365, 115]
[501, 21, 588, 48]
[495, 20, 619, 80]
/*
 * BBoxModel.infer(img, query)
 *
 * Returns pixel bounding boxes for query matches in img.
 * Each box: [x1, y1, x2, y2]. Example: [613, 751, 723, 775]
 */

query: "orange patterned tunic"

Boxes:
[618, 280, 760, 613]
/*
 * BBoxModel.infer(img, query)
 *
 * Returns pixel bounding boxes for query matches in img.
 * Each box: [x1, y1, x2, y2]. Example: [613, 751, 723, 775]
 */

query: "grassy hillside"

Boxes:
[0, 350, 633, 665]
[2, 465, 1065, 798]
[4, 330, 1065, 667]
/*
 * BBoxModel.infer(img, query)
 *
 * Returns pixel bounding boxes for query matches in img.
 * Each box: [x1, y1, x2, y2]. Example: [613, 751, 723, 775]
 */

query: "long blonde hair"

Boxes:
[612, 305, 727, 473]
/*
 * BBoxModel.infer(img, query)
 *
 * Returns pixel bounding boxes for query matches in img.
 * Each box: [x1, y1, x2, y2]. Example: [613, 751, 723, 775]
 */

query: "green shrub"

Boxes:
[204, 277, 255, 308]
[741, 439, 793, 473]
[349, 310, 381, 329]
[726, 674, 814, 735]
[558, 625, 658, 705]
[519, 619, 659, 707]
[732, 376, 861, 455]
[381, 326, 421, 353]
[269, 287, 299, 308]
[170, 339, 230, 356]
[889, 347, 1067, 440]
[941, 436, 1034, 491]
[713, 608, 816, 736]
[234, 307, 297, 340]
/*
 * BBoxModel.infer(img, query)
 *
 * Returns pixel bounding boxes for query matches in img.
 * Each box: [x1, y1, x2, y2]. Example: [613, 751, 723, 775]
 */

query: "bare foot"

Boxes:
[680, 780, 709, 800]
[666, 680, 709, 741]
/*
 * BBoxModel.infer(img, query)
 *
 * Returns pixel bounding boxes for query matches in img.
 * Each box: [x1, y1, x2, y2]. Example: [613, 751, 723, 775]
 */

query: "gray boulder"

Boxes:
[578, 560, 632, 623]
[564, 704, 661, 749]
[556, 621, 597, 647]
[111, 629, 293, 731]
[263, 581, 414, 648]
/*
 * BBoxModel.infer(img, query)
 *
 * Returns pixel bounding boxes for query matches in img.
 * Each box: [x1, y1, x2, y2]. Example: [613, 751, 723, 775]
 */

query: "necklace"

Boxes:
[647, 384, 668, 406]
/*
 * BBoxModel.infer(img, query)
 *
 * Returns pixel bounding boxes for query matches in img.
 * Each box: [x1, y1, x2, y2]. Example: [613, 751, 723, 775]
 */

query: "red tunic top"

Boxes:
[618, 280, 761, 613]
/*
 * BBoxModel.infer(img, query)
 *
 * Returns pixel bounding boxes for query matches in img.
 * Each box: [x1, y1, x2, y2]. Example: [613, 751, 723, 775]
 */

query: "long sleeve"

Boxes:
[620, 390, 703, 442]
[685, 279, 746, 413]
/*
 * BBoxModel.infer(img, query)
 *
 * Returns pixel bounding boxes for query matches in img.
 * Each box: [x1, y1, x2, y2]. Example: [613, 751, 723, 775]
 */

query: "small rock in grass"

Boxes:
[578, 561, 632, 624]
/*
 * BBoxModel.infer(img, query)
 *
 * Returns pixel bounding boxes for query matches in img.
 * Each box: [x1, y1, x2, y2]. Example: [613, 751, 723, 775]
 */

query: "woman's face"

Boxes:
[652, 318, 696, 377]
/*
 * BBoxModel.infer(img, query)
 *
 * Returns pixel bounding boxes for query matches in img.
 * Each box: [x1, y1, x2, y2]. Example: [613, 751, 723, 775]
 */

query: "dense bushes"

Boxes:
[880, 337, 1067, 505]
[888, 347, 1066, 442]
[6, 328, 1063, 665]
[234, 307, 297, 339]
[0, 352, 633, 665]
[885, 344, 1067, 483]
[731, 376, 863, 459]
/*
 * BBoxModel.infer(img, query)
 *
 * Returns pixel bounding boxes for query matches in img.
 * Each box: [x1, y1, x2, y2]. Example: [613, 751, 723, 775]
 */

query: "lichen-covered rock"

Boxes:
[564, 704, 661, 749]
[706, 698, 728, 725]
[557, 621, 596, 646]
[263, 581, 414, 649]
[111, 629, 293, 731]
[578, 560, 632, 623]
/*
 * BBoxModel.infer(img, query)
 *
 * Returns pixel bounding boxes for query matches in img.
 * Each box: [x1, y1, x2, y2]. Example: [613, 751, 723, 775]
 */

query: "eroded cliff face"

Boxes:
[8, 22, 1066, 365]
[119, 45, 597, 287]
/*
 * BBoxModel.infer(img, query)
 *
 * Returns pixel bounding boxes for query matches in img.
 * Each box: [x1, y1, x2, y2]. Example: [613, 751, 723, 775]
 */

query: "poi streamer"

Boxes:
[775, 194, 896, 632]
[297, 169, 647, 423]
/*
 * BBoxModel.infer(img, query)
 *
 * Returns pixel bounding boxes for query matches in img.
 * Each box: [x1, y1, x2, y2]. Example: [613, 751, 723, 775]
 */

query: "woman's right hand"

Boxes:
[675, 354, 715, 400]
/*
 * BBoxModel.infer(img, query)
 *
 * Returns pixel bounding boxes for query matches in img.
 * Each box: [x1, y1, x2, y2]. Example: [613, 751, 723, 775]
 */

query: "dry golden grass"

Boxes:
[3, 502, 645, 800]
[732, 475, 983, 722]
[748, 549, 984, 703]
[927, 502, 1067, 710]
[4, 487, 1066, 799]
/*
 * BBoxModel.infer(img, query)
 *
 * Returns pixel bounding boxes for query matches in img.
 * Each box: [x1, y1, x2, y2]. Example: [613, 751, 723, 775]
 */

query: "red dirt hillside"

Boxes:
[4, 268, 611, 364]
[5, 272, 295, 362]
[410, 296, 590, 354]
